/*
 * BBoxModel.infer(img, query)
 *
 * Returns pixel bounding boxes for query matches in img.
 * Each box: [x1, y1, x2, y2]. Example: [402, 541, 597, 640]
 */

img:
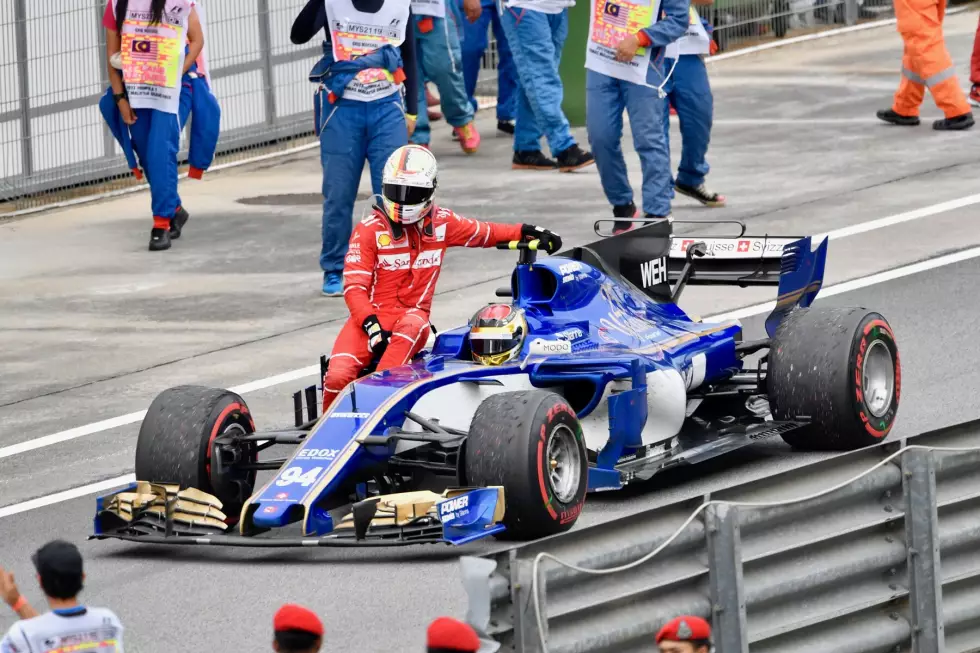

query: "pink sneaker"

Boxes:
[453, 122, 481, 154]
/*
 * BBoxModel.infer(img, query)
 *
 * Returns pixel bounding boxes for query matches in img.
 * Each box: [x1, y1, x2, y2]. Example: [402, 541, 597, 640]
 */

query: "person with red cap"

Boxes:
[655, 615, 712, 653]
[426, 616, 483, 653]
[273, 603, 324, 653]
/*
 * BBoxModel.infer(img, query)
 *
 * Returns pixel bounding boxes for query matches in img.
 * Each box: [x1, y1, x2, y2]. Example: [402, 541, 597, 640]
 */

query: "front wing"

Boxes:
[91, 482, 506, 547]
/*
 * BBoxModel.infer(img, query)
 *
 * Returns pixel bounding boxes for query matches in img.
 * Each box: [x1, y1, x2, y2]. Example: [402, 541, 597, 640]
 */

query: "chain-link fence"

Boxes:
[2, 0, 899, 216]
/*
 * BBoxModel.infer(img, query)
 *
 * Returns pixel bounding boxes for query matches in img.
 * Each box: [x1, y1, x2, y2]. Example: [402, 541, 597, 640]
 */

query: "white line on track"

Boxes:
[0, 366, 320, 460]
[4, 242, 980, 520]
[2, 193, 980, 465]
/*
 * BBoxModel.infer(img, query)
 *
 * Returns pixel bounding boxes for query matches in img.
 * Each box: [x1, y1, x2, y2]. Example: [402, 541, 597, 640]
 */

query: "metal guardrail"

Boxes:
[461, 419, 980, 653]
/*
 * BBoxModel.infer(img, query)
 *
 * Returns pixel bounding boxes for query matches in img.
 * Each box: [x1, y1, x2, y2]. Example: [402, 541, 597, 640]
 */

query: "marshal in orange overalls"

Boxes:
[882, 0, 973, 129]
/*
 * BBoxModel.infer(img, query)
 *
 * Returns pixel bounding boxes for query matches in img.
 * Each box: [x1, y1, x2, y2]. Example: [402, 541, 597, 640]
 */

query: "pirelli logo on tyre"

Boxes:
[668, 237, 796, 259]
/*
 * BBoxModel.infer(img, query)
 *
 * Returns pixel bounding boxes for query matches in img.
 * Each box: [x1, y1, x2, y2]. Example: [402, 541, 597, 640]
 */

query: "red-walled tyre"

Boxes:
[768, 307, 900, 451]
[464, 390, 588, 540]
[134, 385, 257, 517]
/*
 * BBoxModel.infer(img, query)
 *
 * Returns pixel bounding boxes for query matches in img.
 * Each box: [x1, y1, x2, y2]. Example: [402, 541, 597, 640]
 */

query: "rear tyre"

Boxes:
[134, 385, 257, 517]
[768, 307, 900, 450]
[464, 390, 588, 540]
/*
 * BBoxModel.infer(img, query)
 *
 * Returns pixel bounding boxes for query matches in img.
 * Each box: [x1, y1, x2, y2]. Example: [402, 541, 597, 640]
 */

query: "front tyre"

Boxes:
[768, 307, 900, 450]
[134, 385, 257, 517]
[464, 390, 588, 540]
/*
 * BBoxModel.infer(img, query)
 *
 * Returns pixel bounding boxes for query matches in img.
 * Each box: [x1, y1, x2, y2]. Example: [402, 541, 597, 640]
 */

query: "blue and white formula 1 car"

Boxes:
[92, 218, 900, 548]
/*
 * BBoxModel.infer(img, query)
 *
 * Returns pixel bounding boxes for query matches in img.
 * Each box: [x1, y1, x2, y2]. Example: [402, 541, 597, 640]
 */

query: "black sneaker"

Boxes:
[149, 227, 171, 251]
[497, 120, 515, 135]
[512, 150, 558, 170]
[876, 109, 920, 126]
[933, 112, 975, 131]
[612, 202, 638, 235]
[675, 183, 727, 207]
[170, 206, 189, 239]
[555, 145, 595, 172]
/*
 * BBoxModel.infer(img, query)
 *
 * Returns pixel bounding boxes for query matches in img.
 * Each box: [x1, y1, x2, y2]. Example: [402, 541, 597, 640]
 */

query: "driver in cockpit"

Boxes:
[322, 144, 561, 412]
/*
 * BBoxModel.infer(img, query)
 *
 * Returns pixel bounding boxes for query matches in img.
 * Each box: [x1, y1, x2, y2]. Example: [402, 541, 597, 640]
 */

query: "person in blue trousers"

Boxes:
[584, 0, 689, 233]
[291, 0, 419, 296]
[410, 0, 482, 152]
[103, 0, 209, 251]
[662, 7, 726, 208]
[499, 0, 595, 172]
[459, 0, 517, 134]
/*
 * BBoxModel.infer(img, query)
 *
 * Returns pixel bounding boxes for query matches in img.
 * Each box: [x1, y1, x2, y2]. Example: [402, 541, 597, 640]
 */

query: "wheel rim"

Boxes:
[862, 339, 895, 418]
[210, 422, 255, 497]
[546, 424, 582, 504]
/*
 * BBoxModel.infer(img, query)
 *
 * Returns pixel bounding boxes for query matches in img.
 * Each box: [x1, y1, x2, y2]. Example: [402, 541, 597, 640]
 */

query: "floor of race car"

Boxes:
[4, 14, 980, 652]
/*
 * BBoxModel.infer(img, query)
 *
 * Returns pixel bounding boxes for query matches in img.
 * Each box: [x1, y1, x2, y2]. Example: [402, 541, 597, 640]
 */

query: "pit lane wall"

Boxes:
[460, 419, 980, 653]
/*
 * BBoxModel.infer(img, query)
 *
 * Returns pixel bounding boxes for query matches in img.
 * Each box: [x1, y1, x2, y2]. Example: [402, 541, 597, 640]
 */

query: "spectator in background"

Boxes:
[459, 0, 517, 135]
[1, 540, 125, 653]
[499, 0, 595, 171]
[290, 0, 419, 297]
[426, 616, 481, 652]
[409, 0, 482, 153]
[584, 0, 688, 233]
[876, 0, 973, 130]
[655, 615, 711, 653]
[272, 604, 323, 653]
[662, 4, 726, 208]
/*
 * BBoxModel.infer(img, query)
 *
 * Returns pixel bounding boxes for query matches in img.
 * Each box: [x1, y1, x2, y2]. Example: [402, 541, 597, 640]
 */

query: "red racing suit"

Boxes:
[323, 206, 524, 410]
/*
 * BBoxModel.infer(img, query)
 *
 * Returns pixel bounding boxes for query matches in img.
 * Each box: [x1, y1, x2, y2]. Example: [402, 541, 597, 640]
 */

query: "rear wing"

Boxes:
[559, 218, 828, 336]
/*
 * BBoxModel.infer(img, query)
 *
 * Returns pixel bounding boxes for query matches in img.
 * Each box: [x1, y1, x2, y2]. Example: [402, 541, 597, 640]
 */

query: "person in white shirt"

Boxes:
[1, 541, 124, 653]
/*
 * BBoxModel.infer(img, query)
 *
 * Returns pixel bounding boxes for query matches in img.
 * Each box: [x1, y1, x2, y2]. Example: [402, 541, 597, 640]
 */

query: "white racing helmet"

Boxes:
[381, 144, 438, 225]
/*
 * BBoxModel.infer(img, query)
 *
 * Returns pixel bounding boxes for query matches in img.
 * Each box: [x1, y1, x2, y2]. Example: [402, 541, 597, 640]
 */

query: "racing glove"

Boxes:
[521, 224, 563, 254]
[362, 315, 390, 356]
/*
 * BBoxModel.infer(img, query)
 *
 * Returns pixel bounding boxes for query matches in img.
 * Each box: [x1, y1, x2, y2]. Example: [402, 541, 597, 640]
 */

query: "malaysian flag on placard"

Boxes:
[130, 39, 158, 61]
[602, 1, 628, 27]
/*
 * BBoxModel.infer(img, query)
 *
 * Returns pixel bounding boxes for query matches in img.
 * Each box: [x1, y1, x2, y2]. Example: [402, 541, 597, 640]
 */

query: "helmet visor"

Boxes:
[471, 337, 522, 356]
[383, 182, 433, 206]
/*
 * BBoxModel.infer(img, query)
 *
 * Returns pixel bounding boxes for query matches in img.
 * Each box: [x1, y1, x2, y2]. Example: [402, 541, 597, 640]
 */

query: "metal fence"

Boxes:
[0, 0, 504, 215]
[706, 0, 894, 53]
[460, 419, 980, 653]
[0, 0, 909, 216]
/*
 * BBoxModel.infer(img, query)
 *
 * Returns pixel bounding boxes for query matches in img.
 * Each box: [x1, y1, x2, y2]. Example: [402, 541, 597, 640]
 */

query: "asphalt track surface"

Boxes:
[3, 14, 980, 652]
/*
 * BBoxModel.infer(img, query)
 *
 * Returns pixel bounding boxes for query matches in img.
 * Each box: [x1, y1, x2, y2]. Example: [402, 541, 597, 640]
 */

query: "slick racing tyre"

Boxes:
[134, 385, 257, 517]
[767, 307, 900, 451]
[464, 390, 588, 540]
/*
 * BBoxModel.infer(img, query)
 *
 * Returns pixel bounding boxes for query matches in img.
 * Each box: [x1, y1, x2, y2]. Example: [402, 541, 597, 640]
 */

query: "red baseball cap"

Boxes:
[427, 616, 481, 652]
[656, 616, 711, 643]
[273, 604, 324, 637]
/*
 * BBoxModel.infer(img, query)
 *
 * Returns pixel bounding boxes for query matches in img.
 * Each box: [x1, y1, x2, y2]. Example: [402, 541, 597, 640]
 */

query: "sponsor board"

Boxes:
[556, 327, 585, 341]
[639, 257, 666, 288]
[528, 338, 573, 356]
[439, 494, 470, 521]
[296, 448, 342, 460]
[669, 237, 796, 259]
